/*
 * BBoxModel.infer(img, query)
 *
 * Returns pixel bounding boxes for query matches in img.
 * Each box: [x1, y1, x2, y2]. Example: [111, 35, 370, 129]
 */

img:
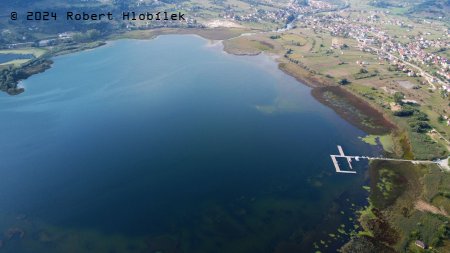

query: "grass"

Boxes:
[350, 84, 392, 104]
[0, 59, 30, 67]
[0, 48, 47, 57]
[429, 171, 450, 214]
[360, 135, 378, 145]
[359, 134, 395, 154]
[0, 48, 48, 66]
[379, 135, 395, 153]
[223, 33, 285, 56]
[358, 160, 450, 252]
[113, 27, 250, 41]
[396, 211, 448, 250]
[432, 195, 450, 214]
[423, 167, 442, 201]
[280, 34, 308, 46]
[409, 131, 448, 160]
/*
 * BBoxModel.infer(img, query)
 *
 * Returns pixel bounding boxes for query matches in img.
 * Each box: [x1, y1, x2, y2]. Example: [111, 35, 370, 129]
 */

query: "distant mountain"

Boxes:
[0, 0, 104, 10]
[368, 1, 405, 8]
[0, 0, 185, 9]
[408, 0, 450, 20]
[369, 0, 449, 21]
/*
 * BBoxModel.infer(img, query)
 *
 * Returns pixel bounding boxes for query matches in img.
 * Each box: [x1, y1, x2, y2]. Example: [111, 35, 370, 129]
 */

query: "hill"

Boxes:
[408, 0, 450, 21]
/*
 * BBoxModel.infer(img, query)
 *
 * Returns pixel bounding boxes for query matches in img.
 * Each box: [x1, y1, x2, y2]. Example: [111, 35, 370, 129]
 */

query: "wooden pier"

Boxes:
[331, 145, 445, 174]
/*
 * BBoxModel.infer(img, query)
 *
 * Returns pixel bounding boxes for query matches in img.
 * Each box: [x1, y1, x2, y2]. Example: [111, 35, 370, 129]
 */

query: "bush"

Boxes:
[409, 121, 431, 133]
[414, 111, 429, 121]
[393, 104, 419, 117]
[393, 92, 405, 104]
[394, 109, 415, 117]
[338, 78, 350, 85]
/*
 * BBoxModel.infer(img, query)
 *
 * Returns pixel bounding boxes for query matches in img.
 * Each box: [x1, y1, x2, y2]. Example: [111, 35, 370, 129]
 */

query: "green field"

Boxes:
[0, 48, 47, 66]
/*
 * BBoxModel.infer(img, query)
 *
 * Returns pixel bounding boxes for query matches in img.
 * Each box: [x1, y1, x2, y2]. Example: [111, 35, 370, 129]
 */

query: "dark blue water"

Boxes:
[0, 53, 33, 64]
[0, 36, 375, 252]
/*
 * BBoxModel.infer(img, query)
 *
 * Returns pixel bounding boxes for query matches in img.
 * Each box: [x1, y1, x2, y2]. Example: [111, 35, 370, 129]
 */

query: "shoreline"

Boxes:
[276, 61, 398, 136]
[311, 86, 397, 135]
[5, 28, 401, 144]
[1, 28, 254, 96]
[123, 30, 399, 139]
[0, 41, 106, 95]
[118, 30, 400, 142]
[220, 36, 399, 138]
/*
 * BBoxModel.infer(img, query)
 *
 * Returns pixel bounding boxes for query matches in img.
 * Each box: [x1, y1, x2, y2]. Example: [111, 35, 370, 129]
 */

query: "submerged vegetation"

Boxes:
[312, 86, 396, 135]
[342, 161, 450, 253]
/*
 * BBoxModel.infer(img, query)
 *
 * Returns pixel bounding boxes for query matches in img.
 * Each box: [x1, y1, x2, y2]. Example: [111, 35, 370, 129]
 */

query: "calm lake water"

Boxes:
[0, 35, 376, 253]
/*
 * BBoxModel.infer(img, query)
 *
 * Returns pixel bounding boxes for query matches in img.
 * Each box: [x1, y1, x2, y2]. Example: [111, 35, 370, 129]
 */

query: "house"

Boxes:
[415, 240, 427, 249]
[38, 40, 52, 47]
[407, 71, 416, 77]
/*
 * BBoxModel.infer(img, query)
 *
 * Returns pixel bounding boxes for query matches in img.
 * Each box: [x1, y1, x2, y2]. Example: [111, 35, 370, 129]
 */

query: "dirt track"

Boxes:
[415, 200, 448, 217]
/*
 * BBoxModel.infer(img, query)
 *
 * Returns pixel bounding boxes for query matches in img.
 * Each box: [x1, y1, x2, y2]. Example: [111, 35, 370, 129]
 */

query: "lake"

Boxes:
[0, 35, 376, 253]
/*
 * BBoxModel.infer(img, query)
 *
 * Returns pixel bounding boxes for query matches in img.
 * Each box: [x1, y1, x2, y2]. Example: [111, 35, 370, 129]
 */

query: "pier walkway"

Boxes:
[331, 145, 447, 174]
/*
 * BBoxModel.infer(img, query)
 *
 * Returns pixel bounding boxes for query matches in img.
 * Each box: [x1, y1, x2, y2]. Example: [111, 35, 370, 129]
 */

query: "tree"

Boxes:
[409, 121, 431, 133]
[359, 68, 369, 74]
[393, 92, 405, 104]
[414, 111, 429, 121]
[393, 108, 415, 117]
[86, 29, 101, 40]
[72, 29, 101, 43]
